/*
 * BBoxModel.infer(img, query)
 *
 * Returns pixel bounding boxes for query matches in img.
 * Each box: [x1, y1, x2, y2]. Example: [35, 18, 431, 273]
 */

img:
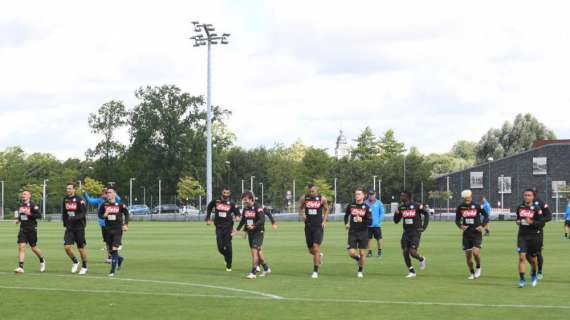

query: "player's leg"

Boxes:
[77, 229, 88, 274]
[223, 230, 233, 270]
[472, 247, 482, 278]
[16, 242, 26, 273]
[465, 249, 475, 278]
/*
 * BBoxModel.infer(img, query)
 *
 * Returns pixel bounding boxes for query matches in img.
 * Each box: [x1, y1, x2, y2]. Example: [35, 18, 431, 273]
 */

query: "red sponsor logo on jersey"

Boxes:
[105, 205, 120, 214]
[65, 202, 78, 211]
[215, 203, 231, 212]
[350, 208, 366, 217]
[402, 209, 416, 218]
[243, 209, 256, 218]
[19, 206, 31, 215]
[305, 200, 322, 209]
[519, 209, 535, 218]
[461, 209, 477, 218]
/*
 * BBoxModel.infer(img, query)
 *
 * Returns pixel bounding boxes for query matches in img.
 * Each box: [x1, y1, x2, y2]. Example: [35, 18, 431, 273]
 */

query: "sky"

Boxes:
[1, 0, 569, 159]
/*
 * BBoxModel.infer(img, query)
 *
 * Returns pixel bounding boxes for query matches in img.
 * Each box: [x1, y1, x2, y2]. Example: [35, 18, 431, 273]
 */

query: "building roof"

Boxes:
[532, 139, 570, 149]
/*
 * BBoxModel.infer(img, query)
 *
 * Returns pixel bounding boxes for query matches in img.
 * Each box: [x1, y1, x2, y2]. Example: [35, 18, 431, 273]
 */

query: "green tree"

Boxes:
[451, 140, 476, 162]
[475, 113, 556, 163]
[86, 100, 128, 181]
[379, 129, 406, 160]
[177, 176, 205, 204]
[352, 127, 379, 160]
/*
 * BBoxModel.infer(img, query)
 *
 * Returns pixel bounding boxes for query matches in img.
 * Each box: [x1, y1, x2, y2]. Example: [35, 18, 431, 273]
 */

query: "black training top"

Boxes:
[394, 202, 429, 234]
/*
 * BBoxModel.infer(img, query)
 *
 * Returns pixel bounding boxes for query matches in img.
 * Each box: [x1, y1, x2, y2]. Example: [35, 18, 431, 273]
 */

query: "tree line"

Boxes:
[0, 84, 556, 215]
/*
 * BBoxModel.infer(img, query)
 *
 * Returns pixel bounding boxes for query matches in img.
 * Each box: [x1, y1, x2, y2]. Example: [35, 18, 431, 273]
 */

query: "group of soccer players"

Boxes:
[206, 183, 562, 289]
[11, 178, 564, 288]
[14, 183, 129, 277]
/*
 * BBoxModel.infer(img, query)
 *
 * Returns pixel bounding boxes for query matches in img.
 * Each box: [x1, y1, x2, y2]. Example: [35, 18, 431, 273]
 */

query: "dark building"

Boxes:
[435, 141, 570, 212]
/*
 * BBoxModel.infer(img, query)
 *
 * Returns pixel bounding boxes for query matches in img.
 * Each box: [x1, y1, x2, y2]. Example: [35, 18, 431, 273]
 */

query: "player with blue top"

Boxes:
[366, 189, 385, 258]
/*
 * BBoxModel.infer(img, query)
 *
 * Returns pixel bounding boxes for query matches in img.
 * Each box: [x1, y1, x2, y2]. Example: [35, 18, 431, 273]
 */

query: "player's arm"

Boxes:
[265, 209, 276, 224]
[420, 206, 430, 231]
[98, 204, 106, 219]
[378, 200, 385, 221]
[232, 204, 241, 220]
[532, 209, 545, 228]
[205, 200, 215, 222]
[236, 215, 245, 231]
[31, 205, 42, 219]
[480, 206, 490, 226]
[322, 196, 330, 226]
[393, 209, 402, 224]
[455, 207, 463, 230]
[541, 202, 552, 223]
[83, 193, 100, 206]
[363, 207, 372, 225]
[298, 196, 306, 218]
[122, 205, 130, 231]
[344, 205, 351, 229]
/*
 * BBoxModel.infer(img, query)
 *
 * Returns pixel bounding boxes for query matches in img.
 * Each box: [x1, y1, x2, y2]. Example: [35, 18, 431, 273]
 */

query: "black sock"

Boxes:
[262, 263, 269, 271]
[409, 267, 416, 274]
[419, 256, 424, 262]
[476, 263, 481, 269]
[110, 250, 118, 273]
[519, 272, 525, 281]
[368, 250, 372, 254]
[71, 256, 79, 264]
[313, 265, 319, 272]
[469, 268, 475, 274]
[532, 270, 537, 277]
[378, 249, 382, 255]
[537, 254, 543, 273]
[251, 267, 257, 274]
[39, 257, 45, 263]
[82, 261, 87, 268]
[565, 233, 568, 238]
[358, 266, 363, 272]
[19, 261, 24, 268]
[351, 255, 360, 262]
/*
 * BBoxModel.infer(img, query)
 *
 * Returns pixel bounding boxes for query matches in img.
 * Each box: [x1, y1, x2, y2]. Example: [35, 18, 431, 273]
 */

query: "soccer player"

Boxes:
[62, 183, 88, 275]
[394, 191, 429, 278]
[366, 189, 385, 258]
[299, 184, 329, 279]
[344, 187, 372, 278]
[206, 187, 241, 271]
[456, 190, 489, 280]
[236, 191, 271, 279]
[480, 196, 492, 236]
[564, 195, 570, 239]
[515, 189, 545, 288]
[14, 190, 46, 274]
[98, 187, 129, 277]
[528, 188, 552, 280]
[84, 187, 122, 263]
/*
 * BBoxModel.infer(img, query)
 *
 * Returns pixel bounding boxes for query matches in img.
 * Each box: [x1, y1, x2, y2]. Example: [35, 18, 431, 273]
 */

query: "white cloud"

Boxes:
[1, 0, 569, 159]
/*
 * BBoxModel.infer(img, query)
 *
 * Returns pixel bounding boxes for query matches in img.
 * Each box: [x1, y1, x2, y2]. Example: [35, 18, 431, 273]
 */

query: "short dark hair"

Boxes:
[401, 191, 412, 198]
[241, 191, 255, 200]
[307, 184, 315, 189]
[222, 187, 231, 192]
[355, 187, 365, 193]
[66, 182, 76, 189]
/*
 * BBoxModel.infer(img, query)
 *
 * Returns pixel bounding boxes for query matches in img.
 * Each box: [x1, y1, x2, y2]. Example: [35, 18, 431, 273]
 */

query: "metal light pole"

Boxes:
[42, 179, 48, 219]
[225, 161, 231, 187]
[158, 179, 162, 214]
[403, 156, 407, 190]
[190, 21, 230, 205]
[378, 179, 382, 199]
[334, 178, 337, 210]
[488, 157, 493, 206]
[373, 175, 378, 191]
[250, 176, 255, 193]
[77, 180, 82, 190]
[293, 179, 296, 211]
[259, 182, 264, 207]
[142, 187, 146, 206]
[446, 176, 450, 213]
[241, 179, 245, 195]
[1, 180, 4, 220]
[129, 178, 135, 207]
[500, 174, 504, 211]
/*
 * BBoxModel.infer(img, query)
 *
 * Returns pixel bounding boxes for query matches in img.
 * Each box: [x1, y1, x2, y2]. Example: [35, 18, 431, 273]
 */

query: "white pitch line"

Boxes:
[0, 285, 569, 310]
[0, 271, 284, 300]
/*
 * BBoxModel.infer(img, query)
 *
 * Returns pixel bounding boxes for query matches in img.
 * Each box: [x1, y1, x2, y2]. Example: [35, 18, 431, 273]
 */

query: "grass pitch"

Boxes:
[0, 220, 569, 320]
